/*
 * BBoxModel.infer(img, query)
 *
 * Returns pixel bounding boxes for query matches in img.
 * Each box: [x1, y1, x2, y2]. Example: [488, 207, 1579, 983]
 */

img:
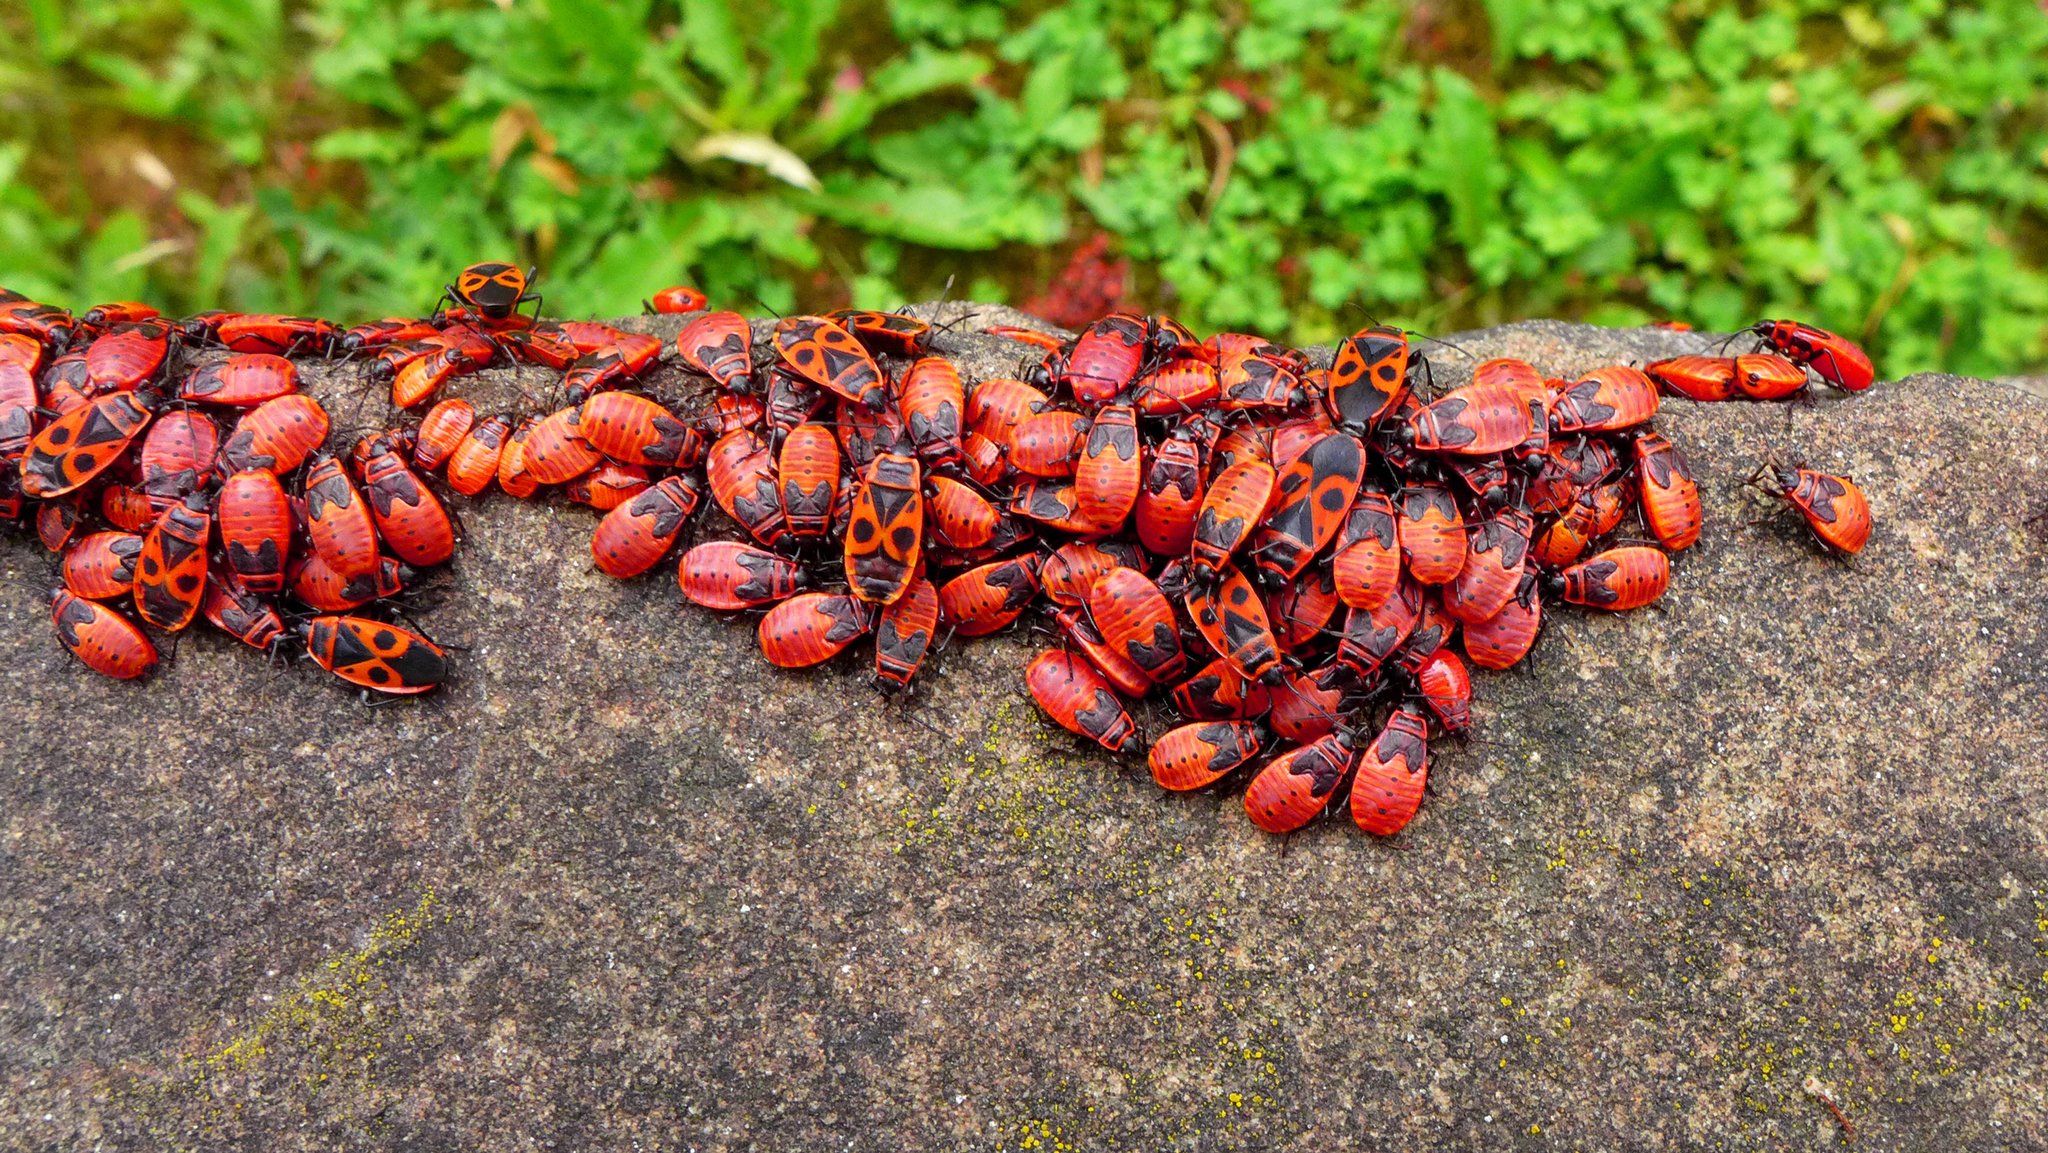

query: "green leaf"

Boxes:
[680, 0, 752, 97]
[1423, 68, 1504, 262]
[176, 191, 255, 309]
[78, 212, 154, 303]
[788, 47, 989, 156]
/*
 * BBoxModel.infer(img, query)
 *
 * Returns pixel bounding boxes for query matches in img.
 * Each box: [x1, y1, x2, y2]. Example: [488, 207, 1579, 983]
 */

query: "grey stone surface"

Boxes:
[1, 314, 2045, 1151]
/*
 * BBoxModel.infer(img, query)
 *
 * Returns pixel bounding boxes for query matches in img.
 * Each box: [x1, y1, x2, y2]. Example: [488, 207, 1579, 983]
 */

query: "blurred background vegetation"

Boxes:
[1, 0, 2044, 375]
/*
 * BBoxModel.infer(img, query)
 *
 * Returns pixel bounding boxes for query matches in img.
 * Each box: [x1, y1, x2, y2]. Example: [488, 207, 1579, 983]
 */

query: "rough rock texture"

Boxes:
[2, 311, 2045, 1151]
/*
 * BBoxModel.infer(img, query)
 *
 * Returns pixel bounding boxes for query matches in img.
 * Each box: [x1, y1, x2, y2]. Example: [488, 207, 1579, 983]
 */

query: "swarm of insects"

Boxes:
[2, 269, 1881, 836]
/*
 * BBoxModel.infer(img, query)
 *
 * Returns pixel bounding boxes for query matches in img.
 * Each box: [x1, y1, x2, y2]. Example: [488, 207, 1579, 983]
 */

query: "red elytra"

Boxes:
[1039, 539, 1143, 607]
[215, 313, 341, 356]
[964, 377, 1049, 444]
[1024, 650, 1138, 752]
[499, 326, 583, 370]
[777, 422, 842, 540]
[61, 531, 145, 600]
[1547, 546, 1671, 611]
[219, 394, 329, 475]
[1331, 489, 1401, 611]
[1190, 460, 1277, 581]
[1184, 562, 1282, 683]
[1326, 325, 1411, 435]
[1149, 720, 1267, 792]
[1266, 665, 1343, 744]
[302, 453, 381, 581]
[588, 475, 701, 579]
[1733, 353, 1808, 401]
[202, 572, 287, 652]
[215, 469, 294, 593]
[1635, 431, 1702, 551]
[844, 451, 924, 606]
[1445, 506, 1534, 626]
[983, 325, 1065, 353]
[1349, 706, 1430, 836]
[1464, 574, 1542, 671]
[52, 590, 158, 680]
[392, 345, 481, 408]
[1137, 361, 1220, 416]
[1134, 429, 1204, 557]
[19, 391, 156, 498]
[1216, 345, 1303, 411]
[925, 475, 998, 550]
[1269, 410, 1336, 473]
[897, 357, 966, 472]
[414, 398, 475, 473]
[562, 334, 664, 402]
[1073, 403, 1143, 529]
[133, 493, 211, 631]
[1528, 481, 1627, 569]
[678, 541, 808, 610]
[1006, 409, 1088, 478]
[1753, 463, 1872, 555]
[180, 354, 298, 406]
[519, 406, 602, 486]
[360, 445, 456, 566]
[875, 575, 941, 690]
[1646, 355, 1738, 402]
[759, 593, 874, 668]
[136, 410, 219, 511]
[1413, 647, 1472, 734]
[1550, 366, 1659, 433]
[1243, 731, 1357, 834]
[676, 311, 755, 391]
[304, 615, 447, 695]
[1405, 381, 1536, 455]
[445, 414, 512, 497]
[1250, 432, 1365, 584]
[1751, 319, 1874, 392]
[1268, 565, 1342, 652]
[289, 551, 406, 613]
[1396, 482, 1465, 585]
[705, 428, 787, 549]
[83, 320, 174, 391]
[1171, 654, 1273, 720]
[774, 316, 887, 410]
[1086, 566, 1185, 685]
[101, 485, 155, 532]
[1052, 605, 1154, 699]
[494, 419, 541, 499]
[939, 555, 1042, 637]
[647, 285, 709, 314]
[339, 317, 440, 354]
[1060, 313, 1148, 407]
[1337, 578, 1421, 679]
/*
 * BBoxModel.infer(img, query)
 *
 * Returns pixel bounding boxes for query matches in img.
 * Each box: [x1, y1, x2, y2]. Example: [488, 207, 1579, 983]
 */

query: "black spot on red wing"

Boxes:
[55, 596, 94, 642]
[821, 598, 870, 644]
[139, 581, 186, 621]
[1073, 690, 1130, 742]
[384, 641, 447, 686]
[1124, 623, 1182, 672]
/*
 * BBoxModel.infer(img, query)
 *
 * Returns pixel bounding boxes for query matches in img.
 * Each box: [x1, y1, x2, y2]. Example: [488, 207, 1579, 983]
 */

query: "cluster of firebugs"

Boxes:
[1, 262, 1877, 836]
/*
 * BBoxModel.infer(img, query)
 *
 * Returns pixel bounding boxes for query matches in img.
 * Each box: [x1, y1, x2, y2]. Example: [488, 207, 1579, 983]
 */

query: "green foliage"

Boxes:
[0, 0, 2044, 375]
